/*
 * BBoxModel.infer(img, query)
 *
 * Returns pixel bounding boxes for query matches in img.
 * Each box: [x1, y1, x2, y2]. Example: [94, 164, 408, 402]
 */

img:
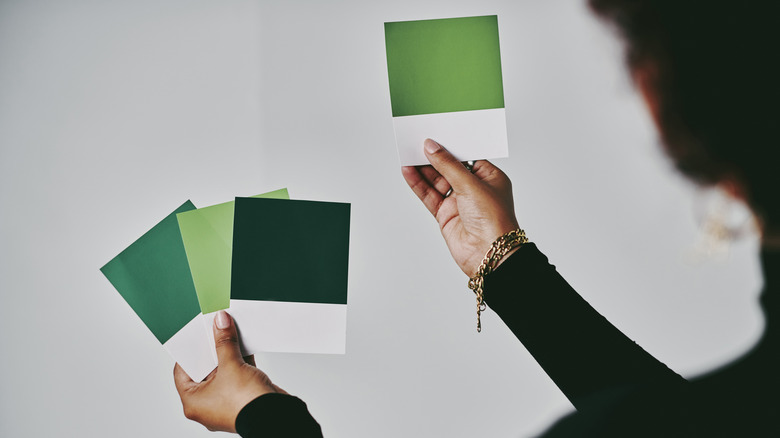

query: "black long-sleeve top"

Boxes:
[485, 243, 780, 437]
[236, 243, 780, 437]
[235, 393, 323, 437]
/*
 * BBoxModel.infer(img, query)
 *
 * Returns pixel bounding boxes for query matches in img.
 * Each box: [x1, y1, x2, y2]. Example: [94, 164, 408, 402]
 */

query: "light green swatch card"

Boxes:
[177, 188, 289, 313]
[384, 15, 509, 165]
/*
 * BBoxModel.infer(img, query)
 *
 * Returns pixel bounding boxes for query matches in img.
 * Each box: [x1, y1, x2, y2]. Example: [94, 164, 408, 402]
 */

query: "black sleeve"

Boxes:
[483, 243, 686, 410]
[235, 393, 323, 438]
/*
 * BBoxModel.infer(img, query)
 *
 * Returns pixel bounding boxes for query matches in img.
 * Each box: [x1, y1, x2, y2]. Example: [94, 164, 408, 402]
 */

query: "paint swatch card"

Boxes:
[177, 189, 290, 314]
[385, 15, 509, 165]
[222, 197, 350, 355]
[100, 201, 216, 381]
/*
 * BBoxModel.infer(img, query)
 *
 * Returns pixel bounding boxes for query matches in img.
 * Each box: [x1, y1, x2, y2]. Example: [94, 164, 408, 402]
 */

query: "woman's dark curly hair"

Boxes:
[589, 0, 780, 228]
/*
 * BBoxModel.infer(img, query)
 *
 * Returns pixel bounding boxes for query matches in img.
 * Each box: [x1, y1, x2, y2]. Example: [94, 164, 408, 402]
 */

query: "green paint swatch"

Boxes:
[101, 201, 201, 344]
[177, 189, 289, 314]
[385, 15, 504, 117]
[231, 197, 350, 305]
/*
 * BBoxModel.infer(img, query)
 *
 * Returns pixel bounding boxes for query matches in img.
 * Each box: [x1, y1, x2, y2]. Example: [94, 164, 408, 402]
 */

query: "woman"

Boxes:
[174, 1, 780, 436]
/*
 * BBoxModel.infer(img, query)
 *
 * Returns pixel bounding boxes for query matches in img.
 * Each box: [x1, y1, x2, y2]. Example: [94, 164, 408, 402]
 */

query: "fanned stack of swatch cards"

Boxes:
[101, 189, 350, 381]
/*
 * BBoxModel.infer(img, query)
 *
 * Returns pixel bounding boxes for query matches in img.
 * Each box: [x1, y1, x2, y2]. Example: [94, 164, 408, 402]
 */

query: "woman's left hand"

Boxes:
[173, 310, 286, 433]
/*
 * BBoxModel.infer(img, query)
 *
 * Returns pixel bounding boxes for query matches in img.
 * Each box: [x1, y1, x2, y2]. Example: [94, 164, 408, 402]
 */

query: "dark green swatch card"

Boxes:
[101, 201, 201, 344]
[231, 197, 350, 305]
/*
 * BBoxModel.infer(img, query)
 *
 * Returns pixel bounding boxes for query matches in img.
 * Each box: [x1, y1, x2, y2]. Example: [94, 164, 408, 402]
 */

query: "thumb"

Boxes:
[213, 310, 243, 367]
[423, 138, 476, 194]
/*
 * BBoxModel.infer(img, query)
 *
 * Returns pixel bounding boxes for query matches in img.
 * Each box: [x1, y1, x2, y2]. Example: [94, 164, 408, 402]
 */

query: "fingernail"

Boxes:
[215, 310, 230, 329]
[424, 138, 442, 154]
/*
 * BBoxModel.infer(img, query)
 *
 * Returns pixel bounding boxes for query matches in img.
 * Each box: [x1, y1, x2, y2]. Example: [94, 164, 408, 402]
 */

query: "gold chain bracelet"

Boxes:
[468, 229, 528, 332]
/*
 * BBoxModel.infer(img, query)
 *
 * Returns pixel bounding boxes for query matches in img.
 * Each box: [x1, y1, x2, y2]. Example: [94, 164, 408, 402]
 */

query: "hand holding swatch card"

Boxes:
[101, 190, 350, 381]
[385, 15, 509, 165]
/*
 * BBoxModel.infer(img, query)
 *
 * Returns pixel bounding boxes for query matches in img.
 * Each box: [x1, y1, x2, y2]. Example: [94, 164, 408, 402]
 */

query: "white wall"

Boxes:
[0, 1, 763, 437]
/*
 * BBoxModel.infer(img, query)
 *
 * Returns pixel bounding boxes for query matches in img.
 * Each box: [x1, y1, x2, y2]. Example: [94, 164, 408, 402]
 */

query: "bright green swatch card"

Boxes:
[101, 201, 201, 344]
[385, 15, 504, 117]
[384, 15, 509, 166]
[177, 189, 289, 314]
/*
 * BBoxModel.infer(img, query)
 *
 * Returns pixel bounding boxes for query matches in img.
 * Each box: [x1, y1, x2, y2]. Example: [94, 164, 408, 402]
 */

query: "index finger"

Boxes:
[423, 139, 478, 194]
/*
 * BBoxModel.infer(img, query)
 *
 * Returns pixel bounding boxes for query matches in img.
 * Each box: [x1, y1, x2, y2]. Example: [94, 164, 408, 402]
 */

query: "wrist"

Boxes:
[468, 229, 528, 332]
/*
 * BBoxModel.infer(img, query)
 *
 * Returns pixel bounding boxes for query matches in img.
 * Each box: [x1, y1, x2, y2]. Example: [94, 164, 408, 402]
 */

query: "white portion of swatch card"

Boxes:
[393, 108, 508, 166]
[203, 301, 347, 357]
[163, 313, 217, 381]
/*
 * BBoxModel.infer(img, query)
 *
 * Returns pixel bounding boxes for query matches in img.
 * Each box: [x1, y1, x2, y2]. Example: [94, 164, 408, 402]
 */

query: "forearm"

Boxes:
[484, 243, 685, 409]
[236, 393, 323, 438]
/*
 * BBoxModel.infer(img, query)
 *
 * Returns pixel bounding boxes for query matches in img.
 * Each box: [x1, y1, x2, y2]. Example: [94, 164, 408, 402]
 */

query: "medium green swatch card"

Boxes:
[222, 197, 350, 355]
[101, 201, 200, 344]
[176, 188, 289, 314]
[101, 201, 216, 381]
[384, 15, 509, 165]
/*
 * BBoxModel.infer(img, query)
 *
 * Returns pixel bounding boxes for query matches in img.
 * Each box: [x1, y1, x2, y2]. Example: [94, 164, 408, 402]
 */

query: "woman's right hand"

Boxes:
[401, 139, 520, 277]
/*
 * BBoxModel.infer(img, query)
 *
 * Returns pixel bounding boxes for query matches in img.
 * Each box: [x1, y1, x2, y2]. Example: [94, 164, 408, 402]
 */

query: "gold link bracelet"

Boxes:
[468, 229, 528, 332]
